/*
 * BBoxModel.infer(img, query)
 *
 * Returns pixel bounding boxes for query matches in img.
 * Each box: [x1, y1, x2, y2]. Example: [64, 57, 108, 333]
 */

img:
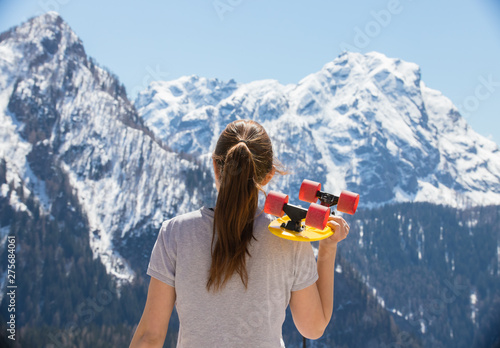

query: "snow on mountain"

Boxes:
[0, 12, 209, 285]
[135, 51, 500, 208]
[2, 12, 500, 288]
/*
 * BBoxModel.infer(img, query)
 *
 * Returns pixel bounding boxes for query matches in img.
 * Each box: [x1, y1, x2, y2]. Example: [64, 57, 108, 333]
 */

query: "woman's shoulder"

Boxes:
[159, 207, 213, 235]
[254, 209, 275, 228]
[253, 210, 288, 243]
[166, 207, 211, 222]
[254, 210, 313, 250]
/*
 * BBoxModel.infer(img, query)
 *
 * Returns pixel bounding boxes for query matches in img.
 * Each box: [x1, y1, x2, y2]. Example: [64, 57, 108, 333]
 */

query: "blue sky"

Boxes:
[1, 0, 499, 145]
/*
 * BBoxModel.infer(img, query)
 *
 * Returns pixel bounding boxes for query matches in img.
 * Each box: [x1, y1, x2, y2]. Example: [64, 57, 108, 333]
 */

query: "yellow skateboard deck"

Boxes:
[268, 215, 333, 242]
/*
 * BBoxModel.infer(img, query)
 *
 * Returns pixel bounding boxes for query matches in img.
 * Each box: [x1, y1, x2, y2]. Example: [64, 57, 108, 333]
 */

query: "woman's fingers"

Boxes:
[328, 216, 350, 234]
[327, 220, 341, 232]
[321, 216, 350, 246]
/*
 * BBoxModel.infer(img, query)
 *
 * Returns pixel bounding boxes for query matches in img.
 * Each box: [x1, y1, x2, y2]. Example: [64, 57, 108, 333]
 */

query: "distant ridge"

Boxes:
[135, 51, 500, 208]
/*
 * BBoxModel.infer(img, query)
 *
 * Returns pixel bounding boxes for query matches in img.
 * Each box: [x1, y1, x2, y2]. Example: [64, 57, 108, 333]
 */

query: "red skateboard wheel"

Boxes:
[337, 190, 359, 215]
[305, 203, 330, 230]
[264, 191, 289, 217]
[299, 179, 321, 203]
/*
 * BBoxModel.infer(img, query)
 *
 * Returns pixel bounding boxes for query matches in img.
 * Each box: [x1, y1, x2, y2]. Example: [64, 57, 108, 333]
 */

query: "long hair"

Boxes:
[207, 119, 281, 291]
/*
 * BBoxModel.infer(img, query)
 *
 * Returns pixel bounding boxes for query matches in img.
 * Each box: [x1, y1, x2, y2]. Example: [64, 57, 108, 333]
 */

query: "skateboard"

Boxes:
[264, 179, 359, 242]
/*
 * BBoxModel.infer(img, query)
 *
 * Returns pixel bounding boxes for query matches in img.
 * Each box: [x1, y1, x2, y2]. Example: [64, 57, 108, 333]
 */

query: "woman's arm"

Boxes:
[289, 215, 349, 339]
[129, 277, 176, 348]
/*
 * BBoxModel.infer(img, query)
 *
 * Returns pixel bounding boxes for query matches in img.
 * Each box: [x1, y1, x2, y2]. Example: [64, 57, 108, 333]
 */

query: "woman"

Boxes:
[129, 119, 350, 347]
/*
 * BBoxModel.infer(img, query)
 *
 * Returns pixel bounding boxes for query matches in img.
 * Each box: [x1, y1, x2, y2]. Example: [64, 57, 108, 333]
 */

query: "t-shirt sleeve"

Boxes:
[291, 242, 319, 292]
[146, 220, 176, 287]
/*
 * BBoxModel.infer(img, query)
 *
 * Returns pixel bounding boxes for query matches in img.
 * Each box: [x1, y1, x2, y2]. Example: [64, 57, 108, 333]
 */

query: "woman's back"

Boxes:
[130, 119, 350, 348]
[147, 207, 318, 348]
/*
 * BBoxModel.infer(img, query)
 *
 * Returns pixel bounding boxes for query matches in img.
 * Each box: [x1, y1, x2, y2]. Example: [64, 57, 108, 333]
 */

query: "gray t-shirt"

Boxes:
[147, 207, 318, 348]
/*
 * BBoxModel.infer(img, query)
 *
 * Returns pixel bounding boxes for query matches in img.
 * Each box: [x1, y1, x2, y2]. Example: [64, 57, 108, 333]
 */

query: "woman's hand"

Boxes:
[319, 215, 350, 248]
[290, 214, 350, 339]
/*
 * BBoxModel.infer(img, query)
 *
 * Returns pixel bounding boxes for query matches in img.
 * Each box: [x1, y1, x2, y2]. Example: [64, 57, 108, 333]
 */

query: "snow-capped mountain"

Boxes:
[1, 11, 499, 288]
[135, 52, 500, 208]
[1, 12, 499, 348]
[0, 12, 211, 286]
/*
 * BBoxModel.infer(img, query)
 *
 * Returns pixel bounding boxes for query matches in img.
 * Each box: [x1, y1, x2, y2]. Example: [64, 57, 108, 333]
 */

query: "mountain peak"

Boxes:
[41, 10, 62, 19]
[32, 11, 64, 25]
[331, 50, 417, 69]
[23, 11, 67, 35]
[318, 51, 421, 86]
[0, 11, 82, 60]
[135, 52, 500, 208]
